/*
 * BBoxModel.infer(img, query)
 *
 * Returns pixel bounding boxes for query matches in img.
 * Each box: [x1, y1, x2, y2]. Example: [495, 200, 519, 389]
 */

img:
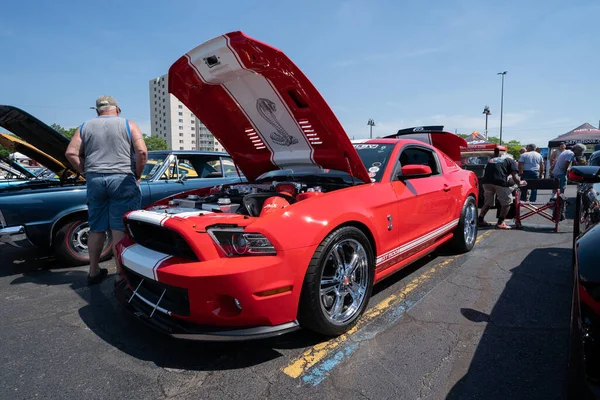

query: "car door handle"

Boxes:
[443, 184, 451, 192]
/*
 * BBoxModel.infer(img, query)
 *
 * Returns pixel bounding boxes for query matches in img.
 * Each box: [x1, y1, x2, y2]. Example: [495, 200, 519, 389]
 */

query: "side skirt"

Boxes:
[374, 232, 453, 283]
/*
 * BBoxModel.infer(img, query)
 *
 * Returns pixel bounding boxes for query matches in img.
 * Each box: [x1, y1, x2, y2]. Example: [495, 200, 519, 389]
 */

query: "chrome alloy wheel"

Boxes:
[464, 202, 477, 246]
[320, 238, 369, 324]
[69, 222, 110, 254]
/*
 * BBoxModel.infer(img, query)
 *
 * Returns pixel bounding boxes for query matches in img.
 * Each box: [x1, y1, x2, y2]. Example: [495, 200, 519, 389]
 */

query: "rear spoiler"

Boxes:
[384, 126, 467, 166]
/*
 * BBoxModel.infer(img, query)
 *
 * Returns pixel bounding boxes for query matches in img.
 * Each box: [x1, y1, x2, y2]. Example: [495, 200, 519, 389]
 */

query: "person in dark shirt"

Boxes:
[478, 148, 525, 229]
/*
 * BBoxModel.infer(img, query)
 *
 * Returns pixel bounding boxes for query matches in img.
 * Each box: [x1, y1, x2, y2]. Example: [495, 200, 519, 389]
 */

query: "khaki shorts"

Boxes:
[483, 184, 514, 207]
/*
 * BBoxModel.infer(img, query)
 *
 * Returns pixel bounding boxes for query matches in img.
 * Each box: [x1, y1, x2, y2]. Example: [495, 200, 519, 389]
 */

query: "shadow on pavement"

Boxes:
[4, 239, 449, 372]
[446, 247, 573, 400]
[0, 245, 56, 278]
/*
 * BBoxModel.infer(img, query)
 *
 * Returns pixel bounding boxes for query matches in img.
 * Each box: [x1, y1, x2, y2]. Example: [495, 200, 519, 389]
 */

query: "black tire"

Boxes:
[448, 196, 478, 254]
[53, 220, 112, 266]
[298, 226, 375, 336]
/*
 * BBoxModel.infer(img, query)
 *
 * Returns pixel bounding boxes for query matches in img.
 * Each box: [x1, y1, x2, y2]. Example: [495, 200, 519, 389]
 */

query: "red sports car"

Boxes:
[115, 31, 478, 340]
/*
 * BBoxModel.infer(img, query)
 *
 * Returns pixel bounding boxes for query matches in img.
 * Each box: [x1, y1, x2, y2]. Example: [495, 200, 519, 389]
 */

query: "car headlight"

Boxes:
[207, 227, 276, 256]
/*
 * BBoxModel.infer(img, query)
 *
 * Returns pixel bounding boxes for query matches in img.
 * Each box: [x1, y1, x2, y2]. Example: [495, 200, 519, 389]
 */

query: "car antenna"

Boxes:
[344, 152, 356, 186]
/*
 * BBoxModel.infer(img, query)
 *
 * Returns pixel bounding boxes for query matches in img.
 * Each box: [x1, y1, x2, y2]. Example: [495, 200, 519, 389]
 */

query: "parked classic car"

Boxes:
[113, 31, 478, 341]
[0, 157, 35, 187]
[568, 152, 600, 398]
[0, 105, 243, 265]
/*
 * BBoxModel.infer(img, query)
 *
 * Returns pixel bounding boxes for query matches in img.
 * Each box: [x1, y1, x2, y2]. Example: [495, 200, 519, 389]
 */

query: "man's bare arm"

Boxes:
[129, 121, 148, 179]
[65, 128, 85, 175]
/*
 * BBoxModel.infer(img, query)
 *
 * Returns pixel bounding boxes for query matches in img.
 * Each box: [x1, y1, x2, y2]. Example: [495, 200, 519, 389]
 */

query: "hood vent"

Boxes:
[245, 127, 266, 150]
[298, 119, 322, 145]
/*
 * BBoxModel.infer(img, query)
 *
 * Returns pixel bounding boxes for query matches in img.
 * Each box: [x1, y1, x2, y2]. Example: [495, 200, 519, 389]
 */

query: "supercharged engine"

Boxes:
[147, 182, 327, 217]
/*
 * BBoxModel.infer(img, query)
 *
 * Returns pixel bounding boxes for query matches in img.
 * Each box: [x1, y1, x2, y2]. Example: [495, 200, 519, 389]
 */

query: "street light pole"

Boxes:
[367, 118, 375, 139]
[482, 106, 491, 139]
[497, 71, 507, 145]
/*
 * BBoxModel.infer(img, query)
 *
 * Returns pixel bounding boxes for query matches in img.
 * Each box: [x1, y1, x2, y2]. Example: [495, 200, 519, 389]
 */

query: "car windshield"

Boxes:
[257, 168, 359, 185]
[353, 143, 394, 182]
[140, 154, 168, 180]
[461, 151, 493, 165]
[255, 144, 394, 184]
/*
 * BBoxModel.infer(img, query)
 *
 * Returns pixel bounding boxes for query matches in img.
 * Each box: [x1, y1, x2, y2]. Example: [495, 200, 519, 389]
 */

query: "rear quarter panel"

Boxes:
[437, 149, 479, 218]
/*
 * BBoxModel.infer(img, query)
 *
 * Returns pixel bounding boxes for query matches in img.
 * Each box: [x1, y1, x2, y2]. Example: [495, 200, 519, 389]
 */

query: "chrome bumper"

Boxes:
[0, 226, 29, 247]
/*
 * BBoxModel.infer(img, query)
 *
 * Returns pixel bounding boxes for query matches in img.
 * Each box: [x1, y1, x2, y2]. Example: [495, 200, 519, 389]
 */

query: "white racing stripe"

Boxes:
[121, 244, 171, 280]
[127, 210, 214, 226]
[185, 35, 317, 170]
[376, 219, 459, 265]
[127, 210, 170, 226]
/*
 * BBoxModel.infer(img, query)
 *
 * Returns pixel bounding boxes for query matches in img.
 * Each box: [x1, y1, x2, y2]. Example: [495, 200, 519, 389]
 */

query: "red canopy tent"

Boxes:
[461, 131, 506, 151]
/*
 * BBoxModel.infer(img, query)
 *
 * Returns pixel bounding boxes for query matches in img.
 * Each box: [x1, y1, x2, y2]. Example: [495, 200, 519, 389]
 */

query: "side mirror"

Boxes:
[568, 166, 600, 183]
[399, 164, 432, 179]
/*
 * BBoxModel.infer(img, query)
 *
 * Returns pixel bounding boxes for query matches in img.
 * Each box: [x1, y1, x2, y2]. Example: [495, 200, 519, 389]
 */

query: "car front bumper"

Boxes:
[115, 280, 300, 341]
[115, 237, 313, 340]
[0, 225, 31, 247]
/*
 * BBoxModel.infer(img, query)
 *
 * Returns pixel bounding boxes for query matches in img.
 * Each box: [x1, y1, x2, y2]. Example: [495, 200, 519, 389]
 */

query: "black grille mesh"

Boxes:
[127, 219, 198, 261]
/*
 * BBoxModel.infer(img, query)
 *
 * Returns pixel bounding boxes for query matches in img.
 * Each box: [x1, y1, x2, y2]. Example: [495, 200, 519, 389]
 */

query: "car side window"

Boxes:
[397, 147, 441, 177]
[220, 157, 239, 177]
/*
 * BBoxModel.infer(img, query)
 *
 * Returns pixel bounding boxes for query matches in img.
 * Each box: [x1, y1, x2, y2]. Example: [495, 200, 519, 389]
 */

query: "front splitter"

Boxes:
[114, 281, 300, 341]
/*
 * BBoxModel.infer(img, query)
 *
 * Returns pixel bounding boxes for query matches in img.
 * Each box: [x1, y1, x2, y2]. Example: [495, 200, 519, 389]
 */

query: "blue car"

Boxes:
[0, 158, 34, 188]
[0, 105, 244, 265]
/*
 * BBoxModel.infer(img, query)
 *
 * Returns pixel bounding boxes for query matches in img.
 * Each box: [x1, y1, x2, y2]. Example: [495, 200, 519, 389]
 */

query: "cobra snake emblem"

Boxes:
[256, 98, 299, 147]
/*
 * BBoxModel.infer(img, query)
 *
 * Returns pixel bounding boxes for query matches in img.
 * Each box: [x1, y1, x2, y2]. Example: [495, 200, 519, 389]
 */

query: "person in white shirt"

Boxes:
[552, 143, 585, 194]
[549, 142, 566, 177]
[518, 144, 544, 202]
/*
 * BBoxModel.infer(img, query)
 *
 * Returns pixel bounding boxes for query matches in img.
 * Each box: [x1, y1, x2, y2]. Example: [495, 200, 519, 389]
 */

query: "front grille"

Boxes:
[122, 267, 190, 316]
[127, 220, 198, 261]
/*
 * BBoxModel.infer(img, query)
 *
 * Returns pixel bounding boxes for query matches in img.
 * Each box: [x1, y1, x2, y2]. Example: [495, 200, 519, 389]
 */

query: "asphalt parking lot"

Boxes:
[0, 188, 575, 400]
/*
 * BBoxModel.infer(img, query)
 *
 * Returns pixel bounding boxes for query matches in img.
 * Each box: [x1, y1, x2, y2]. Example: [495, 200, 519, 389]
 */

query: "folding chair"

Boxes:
[514, 178, 561, 232]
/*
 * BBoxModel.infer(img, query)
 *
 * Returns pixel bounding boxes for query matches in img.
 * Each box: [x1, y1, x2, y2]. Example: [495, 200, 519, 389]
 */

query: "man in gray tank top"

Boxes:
[65, 96, 148, 285]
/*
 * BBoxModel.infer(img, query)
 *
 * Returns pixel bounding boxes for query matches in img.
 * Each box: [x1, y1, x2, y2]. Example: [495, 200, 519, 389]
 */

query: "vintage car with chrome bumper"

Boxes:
[0, 105, 243, 265]
[0, 224, 29, 246]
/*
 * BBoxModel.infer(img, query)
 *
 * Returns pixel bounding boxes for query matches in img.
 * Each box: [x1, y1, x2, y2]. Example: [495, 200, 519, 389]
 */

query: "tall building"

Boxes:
[149, 74, 225, 152]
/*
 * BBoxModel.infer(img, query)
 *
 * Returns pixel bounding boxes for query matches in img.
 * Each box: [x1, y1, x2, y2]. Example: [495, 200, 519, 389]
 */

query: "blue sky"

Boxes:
[1, 0, 598, 147]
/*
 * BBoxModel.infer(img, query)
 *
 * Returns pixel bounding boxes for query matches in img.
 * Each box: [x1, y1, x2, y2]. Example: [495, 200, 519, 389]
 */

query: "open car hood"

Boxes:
[0, 156, 35, 179]
[168, 31, 370, 183]
[0, 133, 69, 176]
[0, 105, 73, 172]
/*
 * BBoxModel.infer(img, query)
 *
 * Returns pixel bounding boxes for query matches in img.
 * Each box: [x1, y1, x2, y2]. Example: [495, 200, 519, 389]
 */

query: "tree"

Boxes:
[51, 123, 77, 140]
[143, 133, 168, 151]
[0, 145, 10, 159]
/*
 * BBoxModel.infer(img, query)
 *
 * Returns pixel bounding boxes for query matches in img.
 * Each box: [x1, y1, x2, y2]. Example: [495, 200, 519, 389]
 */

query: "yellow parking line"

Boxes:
[282, 229, 493, 379]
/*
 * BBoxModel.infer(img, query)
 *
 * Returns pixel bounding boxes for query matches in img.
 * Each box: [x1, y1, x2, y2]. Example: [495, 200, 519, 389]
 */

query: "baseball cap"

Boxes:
[95, 95, 120, 110]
